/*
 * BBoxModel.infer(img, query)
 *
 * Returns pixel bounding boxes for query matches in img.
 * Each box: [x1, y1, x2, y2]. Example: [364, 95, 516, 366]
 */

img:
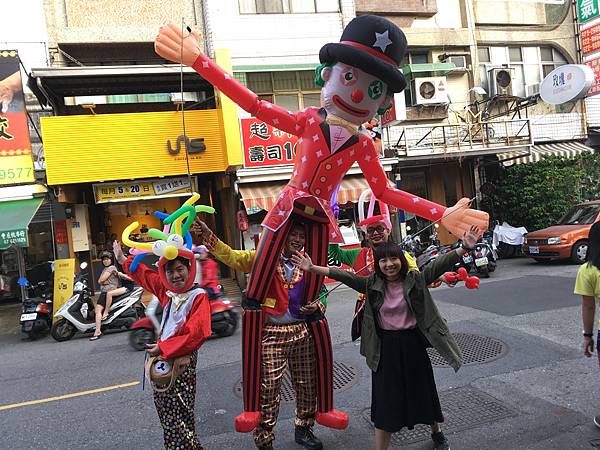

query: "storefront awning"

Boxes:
[240, 177, 370, 214]
[0, 198, 44, 249]
[497, 141, 594, 166]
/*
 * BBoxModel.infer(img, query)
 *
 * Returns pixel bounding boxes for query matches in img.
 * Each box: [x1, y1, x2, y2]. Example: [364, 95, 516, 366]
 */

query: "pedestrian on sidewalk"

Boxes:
[576, 221, 600, 428]
[191, 219, 327, 450]
[113, 241, 211, 450]
[293, 226, 481, 450]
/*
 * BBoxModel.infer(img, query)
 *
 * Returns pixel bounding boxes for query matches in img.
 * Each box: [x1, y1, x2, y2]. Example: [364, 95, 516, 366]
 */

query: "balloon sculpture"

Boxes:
[122, 193, 215, 294]
[154, 15, 489, 433]
[357, 188, 392, 231]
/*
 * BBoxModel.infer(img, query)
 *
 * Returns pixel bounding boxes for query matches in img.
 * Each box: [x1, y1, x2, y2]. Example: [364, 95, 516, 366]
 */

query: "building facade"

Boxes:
[33, 0, 243, 287]
[362, 0, 592, 243]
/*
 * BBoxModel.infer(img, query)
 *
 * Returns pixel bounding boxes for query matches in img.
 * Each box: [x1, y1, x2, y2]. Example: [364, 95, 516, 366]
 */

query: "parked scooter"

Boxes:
[129, 291, 240, 351]
[472, 231, 498, 278]
[51, 263, 144, 342]
[20, 281, 53, 340]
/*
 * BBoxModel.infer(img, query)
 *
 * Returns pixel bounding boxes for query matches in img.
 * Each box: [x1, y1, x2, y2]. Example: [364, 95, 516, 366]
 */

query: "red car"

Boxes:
[522, 200, 600, 263]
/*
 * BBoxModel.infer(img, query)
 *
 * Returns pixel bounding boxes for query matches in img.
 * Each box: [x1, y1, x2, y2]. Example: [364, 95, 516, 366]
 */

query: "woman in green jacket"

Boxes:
[292, 225, 480, 450]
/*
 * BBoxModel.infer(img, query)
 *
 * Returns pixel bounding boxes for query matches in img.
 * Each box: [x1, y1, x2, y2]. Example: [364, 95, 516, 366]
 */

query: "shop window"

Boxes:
[247, 72, 274, 94]
[478, 45, 568, 97]
[240, 0, 338, 14]
[401, 171, 429, 201]
[247, 70, 320, 111]
[402, 52, 429, 66]
[274, 94, 300, 111]
[443, 170, 458, 207]
[302, 93, 321, 108]
[508, 47, 523, 62]
[298, 70, 317, 90]
[273, 71, 299, 91]
[478, 47, 490, 63]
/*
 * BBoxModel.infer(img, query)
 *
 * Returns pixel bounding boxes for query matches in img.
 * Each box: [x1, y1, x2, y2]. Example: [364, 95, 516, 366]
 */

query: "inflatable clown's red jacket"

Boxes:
[123, 257, 211, 359]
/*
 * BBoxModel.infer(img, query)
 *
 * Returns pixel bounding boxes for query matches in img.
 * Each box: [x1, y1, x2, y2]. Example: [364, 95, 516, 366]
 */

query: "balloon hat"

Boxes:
[357, 188, 392, 231]
[122, 193, 215, 293]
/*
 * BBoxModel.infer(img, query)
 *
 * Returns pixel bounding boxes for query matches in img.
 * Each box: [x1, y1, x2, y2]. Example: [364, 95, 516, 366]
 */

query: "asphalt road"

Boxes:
[0, 257, 597, 449]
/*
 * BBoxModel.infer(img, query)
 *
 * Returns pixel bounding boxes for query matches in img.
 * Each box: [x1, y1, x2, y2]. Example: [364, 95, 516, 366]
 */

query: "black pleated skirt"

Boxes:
[371, 328, 444, 433]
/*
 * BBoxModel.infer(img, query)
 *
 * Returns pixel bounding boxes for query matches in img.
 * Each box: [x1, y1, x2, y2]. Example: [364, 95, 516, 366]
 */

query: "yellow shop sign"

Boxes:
[40, 110, 231, 185]
[93, 176, 198, 203]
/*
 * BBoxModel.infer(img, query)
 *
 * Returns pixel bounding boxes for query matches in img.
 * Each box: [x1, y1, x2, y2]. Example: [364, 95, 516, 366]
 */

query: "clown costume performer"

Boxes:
[115, 209, 211, 449]
[154, 15, 489, 433]
[194, 218, 328, 449]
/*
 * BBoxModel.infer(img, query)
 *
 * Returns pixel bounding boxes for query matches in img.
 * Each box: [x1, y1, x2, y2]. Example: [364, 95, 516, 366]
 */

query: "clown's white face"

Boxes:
[320, 63, 392, 125]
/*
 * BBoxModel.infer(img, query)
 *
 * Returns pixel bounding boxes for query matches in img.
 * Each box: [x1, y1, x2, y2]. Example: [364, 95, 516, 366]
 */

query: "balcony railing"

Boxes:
[385, 118, 533, 159]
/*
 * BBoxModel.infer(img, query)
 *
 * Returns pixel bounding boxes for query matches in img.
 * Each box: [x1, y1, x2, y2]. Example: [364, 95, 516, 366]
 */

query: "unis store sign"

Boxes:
[40, 110, 229, 185]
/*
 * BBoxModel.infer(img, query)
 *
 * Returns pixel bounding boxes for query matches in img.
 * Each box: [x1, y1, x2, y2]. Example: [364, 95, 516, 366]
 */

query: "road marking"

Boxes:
[0, 381, 140, 411]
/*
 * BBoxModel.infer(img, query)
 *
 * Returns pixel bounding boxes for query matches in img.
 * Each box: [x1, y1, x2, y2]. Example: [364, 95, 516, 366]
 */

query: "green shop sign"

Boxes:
[0, 229, 28, 249]
[579, 0, 600, 23]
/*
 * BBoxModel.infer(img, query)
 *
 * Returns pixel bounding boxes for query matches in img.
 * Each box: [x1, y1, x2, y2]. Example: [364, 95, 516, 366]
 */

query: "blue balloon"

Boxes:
[129, 253, 147, 272]
[184, 231, 193, 249]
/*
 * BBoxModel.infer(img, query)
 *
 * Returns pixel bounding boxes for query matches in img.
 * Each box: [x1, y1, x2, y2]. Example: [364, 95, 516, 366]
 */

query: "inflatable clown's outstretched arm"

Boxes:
[356, 139, 489, 237]
[155, 23, 302, 136]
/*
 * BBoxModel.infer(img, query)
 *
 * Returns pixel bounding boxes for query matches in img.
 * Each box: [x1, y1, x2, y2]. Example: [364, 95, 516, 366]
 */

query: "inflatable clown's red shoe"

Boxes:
[235, 411, 262, 433]
[316, 409, 349, 429]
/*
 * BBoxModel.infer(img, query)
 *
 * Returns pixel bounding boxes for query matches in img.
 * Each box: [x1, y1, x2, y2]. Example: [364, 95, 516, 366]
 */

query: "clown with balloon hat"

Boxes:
[113, 193, 214, 450]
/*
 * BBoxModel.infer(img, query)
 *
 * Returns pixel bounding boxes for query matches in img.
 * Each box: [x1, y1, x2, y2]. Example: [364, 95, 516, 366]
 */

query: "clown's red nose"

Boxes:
[351, 89, 364, 103]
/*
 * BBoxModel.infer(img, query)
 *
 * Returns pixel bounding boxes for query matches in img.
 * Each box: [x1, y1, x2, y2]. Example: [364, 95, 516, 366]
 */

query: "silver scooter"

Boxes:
[51, 263, 144, 342]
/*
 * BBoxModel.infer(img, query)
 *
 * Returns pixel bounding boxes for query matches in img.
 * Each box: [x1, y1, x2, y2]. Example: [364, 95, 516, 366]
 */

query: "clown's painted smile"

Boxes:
[332, 95, 370, 117]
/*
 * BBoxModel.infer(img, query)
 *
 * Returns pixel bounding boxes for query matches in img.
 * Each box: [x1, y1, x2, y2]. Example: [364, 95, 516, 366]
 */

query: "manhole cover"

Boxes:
[233, 361, 359, 403]
[362, 386, 518, 445]
[427, 333, 507, 366]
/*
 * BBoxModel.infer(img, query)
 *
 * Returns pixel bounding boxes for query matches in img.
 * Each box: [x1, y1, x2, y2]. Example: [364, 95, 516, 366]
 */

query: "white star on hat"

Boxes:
[373, 30, 392, 53]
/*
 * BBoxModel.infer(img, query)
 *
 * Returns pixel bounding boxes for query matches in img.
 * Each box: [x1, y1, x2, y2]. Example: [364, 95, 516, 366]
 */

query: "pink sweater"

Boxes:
[379, 280, 417, 330]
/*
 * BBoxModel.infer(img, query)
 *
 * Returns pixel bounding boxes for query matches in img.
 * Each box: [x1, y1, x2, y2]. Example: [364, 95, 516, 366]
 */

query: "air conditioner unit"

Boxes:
[411, 77, 449, 105]
[444, 55, 467, 69]
[488, 67, 514, 97]
[525, 83, 540, 97]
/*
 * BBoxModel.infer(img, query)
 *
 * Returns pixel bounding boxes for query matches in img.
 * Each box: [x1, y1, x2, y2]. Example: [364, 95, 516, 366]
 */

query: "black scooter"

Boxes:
[472, 231, 498, 278]
[20, 281, 53, 340]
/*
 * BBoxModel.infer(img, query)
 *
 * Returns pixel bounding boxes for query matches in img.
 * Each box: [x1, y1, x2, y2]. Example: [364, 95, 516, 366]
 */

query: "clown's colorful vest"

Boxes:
[261, 260, 307, 317]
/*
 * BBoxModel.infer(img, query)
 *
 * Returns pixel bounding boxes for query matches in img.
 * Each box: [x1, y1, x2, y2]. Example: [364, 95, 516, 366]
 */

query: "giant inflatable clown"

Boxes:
[155, 15, 489, 433]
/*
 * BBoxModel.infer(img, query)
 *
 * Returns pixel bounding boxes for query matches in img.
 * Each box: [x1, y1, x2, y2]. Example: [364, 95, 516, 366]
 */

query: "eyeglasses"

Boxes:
[366, 225, 386, 235]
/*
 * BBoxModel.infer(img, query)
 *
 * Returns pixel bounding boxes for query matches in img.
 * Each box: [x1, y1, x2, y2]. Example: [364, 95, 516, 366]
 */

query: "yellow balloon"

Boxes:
[173, 193, 201, 236]
[163, 245, 179, 260]
[122, 222, 153, 251]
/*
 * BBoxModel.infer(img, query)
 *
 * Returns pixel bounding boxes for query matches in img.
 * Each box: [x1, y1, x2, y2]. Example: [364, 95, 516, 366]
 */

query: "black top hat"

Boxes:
[319, 15, 407, 93]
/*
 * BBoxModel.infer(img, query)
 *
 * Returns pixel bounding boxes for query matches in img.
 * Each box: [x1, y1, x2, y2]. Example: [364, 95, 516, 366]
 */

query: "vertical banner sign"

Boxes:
[579, 0, 600, 23]
[71, 205, 91, 252]
[53, 258, 75, 322]
[0, 50, 34, 185]
[581, 22, 600, 56]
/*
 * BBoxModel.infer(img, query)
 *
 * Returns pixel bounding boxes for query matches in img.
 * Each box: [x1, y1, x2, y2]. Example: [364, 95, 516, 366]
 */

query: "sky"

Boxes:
[0, 0, 49, 71]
